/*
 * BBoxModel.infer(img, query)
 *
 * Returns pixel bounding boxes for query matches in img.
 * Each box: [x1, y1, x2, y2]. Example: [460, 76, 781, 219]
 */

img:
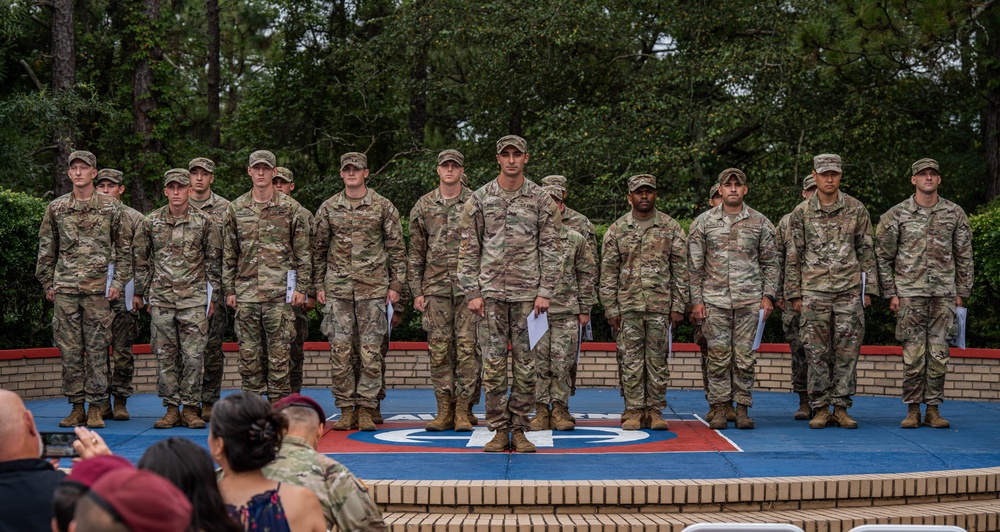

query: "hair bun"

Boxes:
[248, 418, 276, 443]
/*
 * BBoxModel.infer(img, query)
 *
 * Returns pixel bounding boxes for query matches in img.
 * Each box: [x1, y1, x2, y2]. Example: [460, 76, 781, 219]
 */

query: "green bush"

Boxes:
[0, 189, 49, 349]
[967, 206, 1000, 347]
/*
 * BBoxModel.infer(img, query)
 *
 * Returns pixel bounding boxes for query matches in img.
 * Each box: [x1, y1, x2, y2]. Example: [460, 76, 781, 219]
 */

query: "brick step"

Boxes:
[383, 498, 1000, 532]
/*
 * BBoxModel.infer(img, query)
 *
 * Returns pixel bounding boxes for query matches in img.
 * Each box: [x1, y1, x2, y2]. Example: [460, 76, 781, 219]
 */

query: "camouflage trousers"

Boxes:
[53, 293, 113, 405]
[234, 301, 294, 399]
[202, 298, 228, 403]
[290, 305, 309, 394]
[535, 313, 579, 406]
[325, 298, 386, 409]
[781, 308, 807, 393]
[618, 312, 670, 411]
[800, 290, 864, 408]
[693, 323, 709, 400]
[109, 298, 138, 398]
[352, 329, 389, 401]
[479, 299, 535, 432]
[422, 294, 480, 402]
[897, 297, 955, 406]
[703, 305, 758, 406]
[150, 306, 207, 406]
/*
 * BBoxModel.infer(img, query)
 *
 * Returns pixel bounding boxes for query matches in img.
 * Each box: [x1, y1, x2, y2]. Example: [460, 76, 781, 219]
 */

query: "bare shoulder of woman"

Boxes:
[279, 484, 325, 532]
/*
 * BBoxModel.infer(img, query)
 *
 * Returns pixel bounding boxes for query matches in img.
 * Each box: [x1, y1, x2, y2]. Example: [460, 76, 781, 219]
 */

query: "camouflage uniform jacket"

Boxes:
[457, 178, 562, 303]
[263, 435, 387, 532]
[549, 225, 598, 316]
[312, 187, 407, 300]
[784, 192, 878, 300]
[687, 204, 779, 309]
[298, 206, 316, 297]
[774, 213, 792, 301]
[190, 191, 230, 225]
[875, 195, 974, 298]
[117, 205, 145, 283]
[36, 192, 132, 295]
[134, 206, 222, 309]
[222, 190, 312, 303]
[562, 206, 599, 261]
[600, 210, 688, 317]
[407, 186, 472, 298]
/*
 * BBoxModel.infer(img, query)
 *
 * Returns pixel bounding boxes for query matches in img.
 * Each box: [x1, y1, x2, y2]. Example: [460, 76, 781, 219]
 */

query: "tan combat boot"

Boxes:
[332, 407, 356, 431]
[100, 401, 113, 420]
[153, 406, 182, 429]
[551, 403, 576, 431]
[809, 406, 831, 429]
[59, 404, 87, 428]
[900, 403, 921, 429]
[357, 407, 377, 431]
[87, 404, 105, 429]
[735, 404, 755, 430]
[200, 402, 214, 423]
[923, 405, 950, 428]
[793, 392, 812, 421]
[832, 406, 858, 429]
[725, 402, 737, 422]
[113, 396, 130, 421]
[709, 404, 728, 430]
[621, 409, 643, 430]
[182, 405, 207, 429]
[425, 397, 454, 432]
[453, 400, 474, 432]
[511, 429, 536, 453]
[484, 429, 511, 452]
[647, 408, 670, 431]
[530, 403, 551, 431]
[705, 406, 715, 422]
[372, 401, 384, 424]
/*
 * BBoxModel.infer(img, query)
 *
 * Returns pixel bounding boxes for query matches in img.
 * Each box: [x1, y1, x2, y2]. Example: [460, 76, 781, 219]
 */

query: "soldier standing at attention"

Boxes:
[775, 175, 818, 421]
[313, 152, 407, 432]
[134, 169, 222, 429]
[272, 166, 316, 395]
[785, 154, 878, 429]
[530, 184, 597, 432]
[408, 149, 478, 432]
[188, 157, 229, 422]
[688, 168, 779, 430]
[37, 150, 132, 429]
[223, 150, 312, 404]
[600, 174, 687, 431]
[93, 168, 144, 421]
[875, 158, 973, 429]
[458, 135, 561, 453]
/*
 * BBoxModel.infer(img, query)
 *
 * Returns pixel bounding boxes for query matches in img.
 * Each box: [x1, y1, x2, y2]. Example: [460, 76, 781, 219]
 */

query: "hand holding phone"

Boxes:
[40, 432, 80, 458]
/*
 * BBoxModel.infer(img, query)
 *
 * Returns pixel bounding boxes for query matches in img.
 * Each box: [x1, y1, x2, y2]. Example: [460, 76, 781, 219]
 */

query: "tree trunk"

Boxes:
[130, 0, 162, 213]
[51, 0, 75, 197]
[985, 8, 1000, 201]
[407, 1, 428, 146]
[206, 0, 220, 149]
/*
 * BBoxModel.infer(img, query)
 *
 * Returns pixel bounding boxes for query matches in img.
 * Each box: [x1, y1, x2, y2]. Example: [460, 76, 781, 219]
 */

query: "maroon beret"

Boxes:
[88, 468, 192, 532]
[64, 455, 134, 489]
[273, 393, 327, 422]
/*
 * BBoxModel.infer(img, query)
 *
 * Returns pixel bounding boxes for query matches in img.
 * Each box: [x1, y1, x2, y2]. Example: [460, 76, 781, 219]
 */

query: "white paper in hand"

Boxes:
[751, 308, 766, 351]
[667, 323, 673, 361]
[105, 264, 115, 297]
[124, 279, 135, 311]
[387, 300, 395, 340]
[527, 310, 549, 350]
[950, 306, 967, 350]
[206, 282, 214, 315]
[285, 270, 297, 303]
[861, 272, 867, 300]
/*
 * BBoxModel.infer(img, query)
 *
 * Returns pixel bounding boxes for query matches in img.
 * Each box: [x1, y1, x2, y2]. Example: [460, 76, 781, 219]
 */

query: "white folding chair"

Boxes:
[849, 526, 967, 532]
[683, 524, 806, 532]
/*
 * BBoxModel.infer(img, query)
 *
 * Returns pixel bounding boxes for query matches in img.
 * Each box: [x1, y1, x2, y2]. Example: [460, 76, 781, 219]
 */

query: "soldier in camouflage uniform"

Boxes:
[600, 174, 687, 431]
[530, 184, 597, 432]
[135, 169, 222, 429]
[188, 157, 230, 422]
[273, 166, 316, 394]
[267, 394, 387, 531]
[775, 175, 818, 421]
[313, 152, 407, 432]
[457, 135, 562, 453]
[785, 154, 878, 430]
[688, 168, 779, 430]
[94, 168, 145, 421]
[408, 149, 479, 432]
[36, 150, 132, 429]
[223, 150, 312, 404]
[875, 158, 974, 429]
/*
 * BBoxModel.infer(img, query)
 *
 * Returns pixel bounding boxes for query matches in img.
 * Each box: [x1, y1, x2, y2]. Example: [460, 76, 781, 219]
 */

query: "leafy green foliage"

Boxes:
[0, 189, 49, 348]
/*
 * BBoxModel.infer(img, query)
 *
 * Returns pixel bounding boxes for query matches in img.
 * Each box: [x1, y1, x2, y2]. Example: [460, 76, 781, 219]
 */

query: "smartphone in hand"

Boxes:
[40, 432, 79, 458]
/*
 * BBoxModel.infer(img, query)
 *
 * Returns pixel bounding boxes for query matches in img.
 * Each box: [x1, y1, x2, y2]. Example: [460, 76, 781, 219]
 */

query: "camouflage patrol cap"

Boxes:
[437, 149, 464, 167]
[911, 158, 939, 175]
[813, 153, 842, 173]
[188, 157, 215, 173]
[802, 174, 817, 191]
[541, 175, 567, 188]
[541, 184, 565, 201]
[274, 167, 294, 183]
[718, 167, 747, 185]
[96, 169, 123, 185]
[68, 150, 97, 167]
[627, 174, 657, 192]
[496, 135, 527, 154]
[709, 183, 721, 199]
[248, 150, 276, 169]
[163, 168, 190, 186]
[340, 152, 368, 170]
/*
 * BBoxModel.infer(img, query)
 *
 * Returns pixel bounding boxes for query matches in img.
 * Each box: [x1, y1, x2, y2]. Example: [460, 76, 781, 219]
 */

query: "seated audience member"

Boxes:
[209, 392, 325, 532]
[138, 438, 241, 532]
[266, 394, 387, 531]
[70, 468, 192, 532]
[52, 455, 134, 532]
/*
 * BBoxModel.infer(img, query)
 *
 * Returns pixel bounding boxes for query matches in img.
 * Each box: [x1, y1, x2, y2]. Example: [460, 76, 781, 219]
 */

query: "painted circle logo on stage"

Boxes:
[351, 426, 676, 450]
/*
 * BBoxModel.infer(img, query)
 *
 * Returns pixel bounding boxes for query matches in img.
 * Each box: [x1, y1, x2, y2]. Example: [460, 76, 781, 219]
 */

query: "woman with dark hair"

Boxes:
[138, 437, 241, 532]
[208, 392, 324, 532]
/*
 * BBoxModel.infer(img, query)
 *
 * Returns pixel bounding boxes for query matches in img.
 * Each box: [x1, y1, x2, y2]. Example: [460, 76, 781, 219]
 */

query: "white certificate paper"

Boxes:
[285, 270, 297, 303]
[527, 310, 549, 350]
[951, 306, 967, 350]
[751, 308, 766, 351]
[667, 323, 673, 361]
[124, 279, 135, 311]
[387, 301, 395, 339]
[105, 264, 115, 297]
[206, 282, 214, 315]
